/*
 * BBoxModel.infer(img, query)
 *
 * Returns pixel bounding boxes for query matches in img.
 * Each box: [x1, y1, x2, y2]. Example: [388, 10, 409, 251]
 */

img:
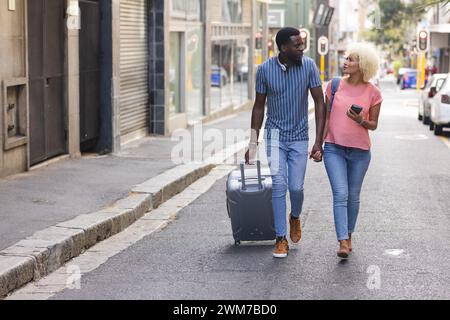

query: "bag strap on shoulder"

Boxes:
[329, 78, 341, 111]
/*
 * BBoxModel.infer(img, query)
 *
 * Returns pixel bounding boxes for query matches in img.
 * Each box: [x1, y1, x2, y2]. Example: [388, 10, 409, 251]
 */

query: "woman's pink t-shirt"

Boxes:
[325, 79, 383, 150]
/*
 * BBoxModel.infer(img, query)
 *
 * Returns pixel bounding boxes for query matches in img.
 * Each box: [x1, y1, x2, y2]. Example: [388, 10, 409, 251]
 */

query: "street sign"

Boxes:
[313, 4, 335, 26]
[417, 30, 429, 53]
[318, 36, 329, 55]
[299, 28, 310, 53]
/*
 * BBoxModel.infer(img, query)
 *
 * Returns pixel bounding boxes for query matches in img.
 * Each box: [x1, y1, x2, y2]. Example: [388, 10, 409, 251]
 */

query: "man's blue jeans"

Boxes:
[266, 140, 309, 237]
[323, 142, 371, 241]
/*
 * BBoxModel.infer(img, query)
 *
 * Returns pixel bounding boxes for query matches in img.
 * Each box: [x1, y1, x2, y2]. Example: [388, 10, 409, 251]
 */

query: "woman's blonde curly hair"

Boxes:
[347, 42, 380, 83]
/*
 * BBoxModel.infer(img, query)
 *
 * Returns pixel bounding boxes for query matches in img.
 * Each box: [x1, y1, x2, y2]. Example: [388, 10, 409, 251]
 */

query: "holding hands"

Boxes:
[310, 142, 323, 163]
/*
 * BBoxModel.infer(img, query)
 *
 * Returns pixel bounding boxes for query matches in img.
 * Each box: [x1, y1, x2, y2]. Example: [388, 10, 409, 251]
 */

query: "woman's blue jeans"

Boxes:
[323, 142, 371, 241]
[266, 140, 309, 237]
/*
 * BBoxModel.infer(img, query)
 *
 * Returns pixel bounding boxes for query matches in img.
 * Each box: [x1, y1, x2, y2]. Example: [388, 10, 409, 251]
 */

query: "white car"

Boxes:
[419, 73, 447, 125]
[430, 74, 450, 136]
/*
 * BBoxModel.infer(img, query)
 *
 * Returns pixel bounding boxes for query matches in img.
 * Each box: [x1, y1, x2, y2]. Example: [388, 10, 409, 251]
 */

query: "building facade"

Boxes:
[267, 0, 336, 79]
[268, 0, 317, 59]
[0, 0, 84, 178]
[164, 0, 270, 133]
[0, 0, 270, 178]
[0, 0, 28, 177]
[427, 4, 450, 73]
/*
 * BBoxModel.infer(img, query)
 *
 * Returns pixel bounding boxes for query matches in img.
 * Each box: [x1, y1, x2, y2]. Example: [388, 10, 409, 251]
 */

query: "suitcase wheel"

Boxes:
[234, 240, 241, 246]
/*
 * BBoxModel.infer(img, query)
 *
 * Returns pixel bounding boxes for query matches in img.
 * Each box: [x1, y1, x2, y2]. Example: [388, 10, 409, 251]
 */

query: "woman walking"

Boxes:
[315, 43, 383, 258]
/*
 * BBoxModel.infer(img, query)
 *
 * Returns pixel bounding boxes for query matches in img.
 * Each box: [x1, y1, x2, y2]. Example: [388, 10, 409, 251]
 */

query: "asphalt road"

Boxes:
[52, 80, 450, 300]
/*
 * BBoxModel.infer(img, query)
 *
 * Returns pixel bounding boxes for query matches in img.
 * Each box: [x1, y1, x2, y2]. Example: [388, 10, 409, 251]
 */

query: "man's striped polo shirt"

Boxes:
[255, 56, 322, 142]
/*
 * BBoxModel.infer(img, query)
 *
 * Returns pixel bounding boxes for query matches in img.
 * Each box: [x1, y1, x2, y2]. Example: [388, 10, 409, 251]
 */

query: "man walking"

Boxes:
[245, 27, 326, 258]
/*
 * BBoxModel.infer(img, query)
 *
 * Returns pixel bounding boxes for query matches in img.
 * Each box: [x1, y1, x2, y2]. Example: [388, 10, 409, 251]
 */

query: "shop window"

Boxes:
[211, 41, 222, 112]
[186, 27, 204, 121]
[233, 39, 250, 105]
[211, 39, 250, 113]
[169, 32, 183, 114]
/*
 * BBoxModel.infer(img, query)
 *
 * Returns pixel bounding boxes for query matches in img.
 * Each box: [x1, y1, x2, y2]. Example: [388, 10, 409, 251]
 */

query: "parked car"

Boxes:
[429, 74, 450, 135]
[211, 66, 229, 87]
[400, 70, 418, 89]
[397, 68, 416, 85]
[418, 73, 447, 125]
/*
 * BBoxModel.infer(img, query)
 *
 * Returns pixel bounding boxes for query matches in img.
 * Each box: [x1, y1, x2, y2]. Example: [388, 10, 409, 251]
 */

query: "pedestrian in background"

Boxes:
[314, 43, 383, 259]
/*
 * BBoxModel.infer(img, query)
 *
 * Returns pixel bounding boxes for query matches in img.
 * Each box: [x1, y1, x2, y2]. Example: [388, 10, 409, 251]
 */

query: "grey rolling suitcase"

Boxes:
[226, 160, 276, 245]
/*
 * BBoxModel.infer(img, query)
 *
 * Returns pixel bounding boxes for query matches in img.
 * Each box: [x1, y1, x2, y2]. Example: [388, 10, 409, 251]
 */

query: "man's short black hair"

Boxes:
[276, 27, 300, 51]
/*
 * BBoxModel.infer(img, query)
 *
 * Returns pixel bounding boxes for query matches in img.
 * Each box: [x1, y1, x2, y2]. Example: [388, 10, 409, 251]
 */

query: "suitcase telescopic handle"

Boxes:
[240, 160, 263, 190]
[240, 162, 246, 190]
[256, 160, 263, 190]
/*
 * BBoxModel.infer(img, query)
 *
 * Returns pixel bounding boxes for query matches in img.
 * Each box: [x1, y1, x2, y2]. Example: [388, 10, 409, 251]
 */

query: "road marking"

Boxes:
[395, 134, 428, 141]
[384, 249, 405, 257]
[439, 136, 450, 150]
[403, 100, 419, 108]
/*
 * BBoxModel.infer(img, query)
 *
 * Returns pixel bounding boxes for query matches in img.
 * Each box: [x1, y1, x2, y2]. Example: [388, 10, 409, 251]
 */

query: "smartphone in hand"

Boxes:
[351, 104, 363, 114]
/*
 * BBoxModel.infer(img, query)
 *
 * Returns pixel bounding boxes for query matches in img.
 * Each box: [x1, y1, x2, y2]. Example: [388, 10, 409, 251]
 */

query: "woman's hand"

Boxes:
[346, 108, 363, 124]
[309, 143, 323, 162]
[310, 151, 322, 162]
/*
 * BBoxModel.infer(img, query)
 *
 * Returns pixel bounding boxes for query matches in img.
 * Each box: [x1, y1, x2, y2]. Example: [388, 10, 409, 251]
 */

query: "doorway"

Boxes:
[28, 0, 66, 165]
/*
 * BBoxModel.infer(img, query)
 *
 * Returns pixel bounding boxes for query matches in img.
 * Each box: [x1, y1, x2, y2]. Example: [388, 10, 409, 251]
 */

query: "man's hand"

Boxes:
[245, 143, 258, 165]
[309, 142, 323, 162]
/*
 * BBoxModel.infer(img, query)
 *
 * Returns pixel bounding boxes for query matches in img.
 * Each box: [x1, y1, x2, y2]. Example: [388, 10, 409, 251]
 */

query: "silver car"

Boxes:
[419, 73, 447, 125]
[430, 74, 450, 135]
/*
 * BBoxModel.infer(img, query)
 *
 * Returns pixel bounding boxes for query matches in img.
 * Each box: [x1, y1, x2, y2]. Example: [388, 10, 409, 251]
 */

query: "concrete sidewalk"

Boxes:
[0, 110, 251, 252]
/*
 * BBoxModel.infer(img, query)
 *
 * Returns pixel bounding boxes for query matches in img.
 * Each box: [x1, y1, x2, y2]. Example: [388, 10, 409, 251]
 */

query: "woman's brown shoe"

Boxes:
[348, 234, 353, 252]
[337, 240, 350, 259]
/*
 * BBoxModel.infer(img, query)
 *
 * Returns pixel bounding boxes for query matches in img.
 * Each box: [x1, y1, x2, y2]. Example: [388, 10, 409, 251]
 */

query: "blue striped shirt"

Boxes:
[256, 56, 322, 142]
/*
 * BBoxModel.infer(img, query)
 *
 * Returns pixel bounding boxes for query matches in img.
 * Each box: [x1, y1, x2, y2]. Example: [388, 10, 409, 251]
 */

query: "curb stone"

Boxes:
[0, 162, 216, 298]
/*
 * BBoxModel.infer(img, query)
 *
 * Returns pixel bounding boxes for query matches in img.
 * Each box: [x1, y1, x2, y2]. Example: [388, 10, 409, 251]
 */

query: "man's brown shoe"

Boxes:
[337, 240, 350, 259]
[273, 238, 289, 258]
[289, 215, 302, 243]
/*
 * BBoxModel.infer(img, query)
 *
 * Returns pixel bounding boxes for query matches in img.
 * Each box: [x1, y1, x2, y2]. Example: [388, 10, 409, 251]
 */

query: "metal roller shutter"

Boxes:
[119, 0, 149, 137]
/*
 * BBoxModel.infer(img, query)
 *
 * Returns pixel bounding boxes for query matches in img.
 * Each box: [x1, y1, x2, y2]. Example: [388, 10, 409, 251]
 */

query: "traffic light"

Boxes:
[299, 28, 310, 53]
[417, 30, 429, 53]
[318, 36, 329, 55]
